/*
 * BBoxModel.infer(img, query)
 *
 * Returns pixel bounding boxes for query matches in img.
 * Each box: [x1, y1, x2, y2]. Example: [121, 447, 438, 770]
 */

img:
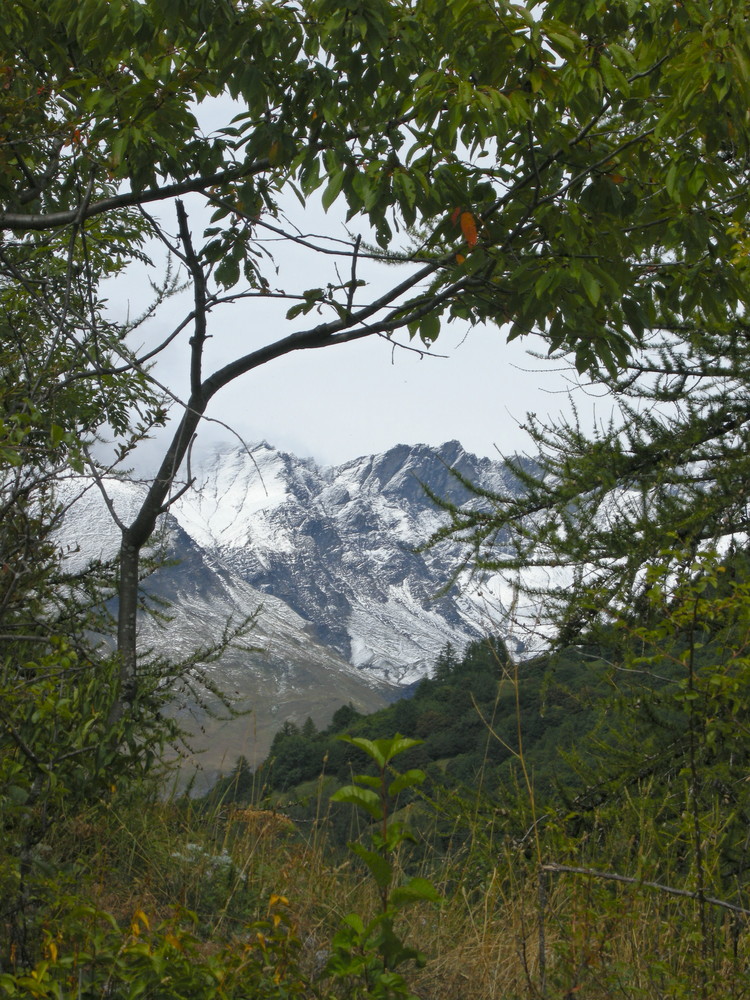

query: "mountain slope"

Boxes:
[173, 440, 523, 683]
[55, 441, 530, 785]
[55, 476, 394, 790]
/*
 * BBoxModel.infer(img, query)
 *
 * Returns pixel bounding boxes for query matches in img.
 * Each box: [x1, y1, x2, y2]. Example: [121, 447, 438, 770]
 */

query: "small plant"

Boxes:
[0, 896, 307, 1000]
[322, 735, 440, 1000]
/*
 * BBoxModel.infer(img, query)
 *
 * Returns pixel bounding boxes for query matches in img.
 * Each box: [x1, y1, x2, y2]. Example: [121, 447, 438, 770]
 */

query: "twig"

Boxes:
[176, 201, 208, 397]
[0, 707, 44, 768]
[83, 454, 127, 532]
[158, 433, 196, 514]
[346, 234, 361, 318]
[538, 867, 547, 998]
[542, 863, 750, 917]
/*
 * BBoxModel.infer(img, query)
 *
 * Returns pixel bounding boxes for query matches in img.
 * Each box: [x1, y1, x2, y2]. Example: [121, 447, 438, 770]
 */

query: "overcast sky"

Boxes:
[105, 220, 604, 471]
[102, 99, 605, 471]
[105, 233, 605, 472]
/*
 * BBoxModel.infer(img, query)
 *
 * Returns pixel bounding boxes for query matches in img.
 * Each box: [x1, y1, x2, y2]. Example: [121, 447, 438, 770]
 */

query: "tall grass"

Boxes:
[28, 753, 745, 1000]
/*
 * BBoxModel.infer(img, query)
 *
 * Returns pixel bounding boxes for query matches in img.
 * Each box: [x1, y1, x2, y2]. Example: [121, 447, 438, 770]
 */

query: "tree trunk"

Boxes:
[109, 398, 205, 725]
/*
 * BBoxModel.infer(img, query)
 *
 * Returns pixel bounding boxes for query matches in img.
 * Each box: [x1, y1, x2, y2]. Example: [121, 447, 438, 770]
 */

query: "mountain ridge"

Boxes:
[171, 439, 521, 681]
[56, 440, 525, 786]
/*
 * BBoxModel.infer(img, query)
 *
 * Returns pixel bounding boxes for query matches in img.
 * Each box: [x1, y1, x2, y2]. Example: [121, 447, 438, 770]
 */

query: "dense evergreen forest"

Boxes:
[213, 589, 750, 901]
[213, 636, 601, 803]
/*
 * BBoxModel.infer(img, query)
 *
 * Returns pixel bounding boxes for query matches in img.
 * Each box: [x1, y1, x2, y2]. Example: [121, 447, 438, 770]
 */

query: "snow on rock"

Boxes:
[171, 440, 527, 683]
[50, 441, 540, 781]
[54, 441, 533, 692]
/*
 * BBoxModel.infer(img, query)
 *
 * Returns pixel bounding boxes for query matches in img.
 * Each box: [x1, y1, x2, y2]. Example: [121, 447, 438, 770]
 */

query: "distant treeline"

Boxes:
[207, 635, 616, 810]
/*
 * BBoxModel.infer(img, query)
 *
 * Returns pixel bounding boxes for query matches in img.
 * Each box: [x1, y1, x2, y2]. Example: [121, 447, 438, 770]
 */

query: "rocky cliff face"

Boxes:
[55, 475, 394, 789]
[172, 440, 522, 683]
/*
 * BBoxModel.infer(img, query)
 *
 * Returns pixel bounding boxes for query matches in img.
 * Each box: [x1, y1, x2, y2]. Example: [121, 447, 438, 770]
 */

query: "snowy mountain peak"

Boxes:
[171, 440, 519, 682]
[54, 440, 527, 783]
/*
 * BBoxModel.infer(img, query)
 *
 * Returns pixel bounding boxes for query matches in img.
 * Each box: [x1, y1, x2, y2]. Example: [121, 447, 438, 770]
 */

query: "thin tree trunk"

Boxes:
[110, 398, 204, 725]
[106, 201, 378, 725]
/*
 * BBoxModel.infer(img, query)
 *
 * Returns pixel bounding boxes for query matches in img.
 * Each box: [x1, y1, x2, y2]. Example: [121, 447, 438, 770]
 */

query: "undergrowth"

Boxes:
[4, 734, 750, 1000]
[6, 555, 750, 998]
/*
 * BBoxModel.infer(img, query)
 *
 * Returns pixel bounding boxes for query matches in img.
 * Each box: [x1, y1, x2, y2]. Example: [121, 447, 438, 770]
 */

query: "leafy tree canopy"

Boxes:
[3, 0, 749, 719]
[405, 6, 750, 650]
[3, 0, 750, 378]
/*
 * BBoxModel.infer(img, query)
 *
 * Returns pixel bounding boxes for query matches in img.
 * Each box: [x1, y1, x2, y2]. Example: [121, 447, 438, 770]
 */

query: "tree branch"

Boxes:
[176, 201, 208, 396]
[0, 158, 272, 232]
[542, 863, 750, 918]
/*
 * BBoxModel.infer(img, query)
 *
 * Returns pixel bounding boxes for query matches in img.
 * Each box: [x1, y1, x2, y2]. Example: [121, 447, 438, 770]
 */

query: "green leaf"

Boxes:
[349, 842, 393, 889]
[330, 784, 383, 820]
[580, 269, 601, 306]
[285, 302, 307, 320]
[379, 735, 423, 764]
[49, 423, 66, 446]
[545, 28, 579, 55]
[388, 769, 426, 797]
[665, 161, 681, 202]
[322, 169, 346, 211]
[338, 735, 387, 768]
[338, 733, 423, 769]
[389, 877, 441, 907]
[351, 774, 383, 789]
[341, 912, 365, 936]
[419, 313, 440, 344]
[5, 785, 30, 806]
[534, 268, 557, 300]
[214, 254, 241, 289]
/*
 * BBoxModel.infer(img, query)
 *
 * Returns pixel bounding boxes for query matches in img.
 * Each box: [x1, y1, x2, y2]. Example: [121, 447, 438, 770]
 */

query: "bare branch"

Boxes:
[82, 454, 127, 532]
[176, 201, 208, 396]
[542, 863, 750, 918]
[346, 234, 362, 319]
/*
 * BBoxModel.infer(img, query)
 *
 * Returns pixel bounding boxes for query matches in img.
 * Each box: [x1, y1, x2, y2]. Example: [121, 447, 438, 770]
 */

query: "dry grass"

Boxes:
[401, 866, 750, 1000]
[49, 784, 750, 1000]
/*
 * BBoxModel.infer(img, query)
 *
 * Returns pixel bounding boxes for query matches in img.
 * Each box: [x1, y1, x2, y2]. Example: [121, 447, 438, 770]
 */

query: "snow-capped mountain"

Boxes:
[172, 440, 524, 683]
[55, 475, 396, 789]
[55, 440, 530, 785]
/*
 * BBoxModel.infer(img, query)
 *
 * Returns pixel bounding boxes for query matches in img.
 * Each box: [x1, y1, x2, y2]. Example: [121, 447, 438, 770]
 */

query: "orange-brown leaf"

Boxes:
[460, 211, 478, 247]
